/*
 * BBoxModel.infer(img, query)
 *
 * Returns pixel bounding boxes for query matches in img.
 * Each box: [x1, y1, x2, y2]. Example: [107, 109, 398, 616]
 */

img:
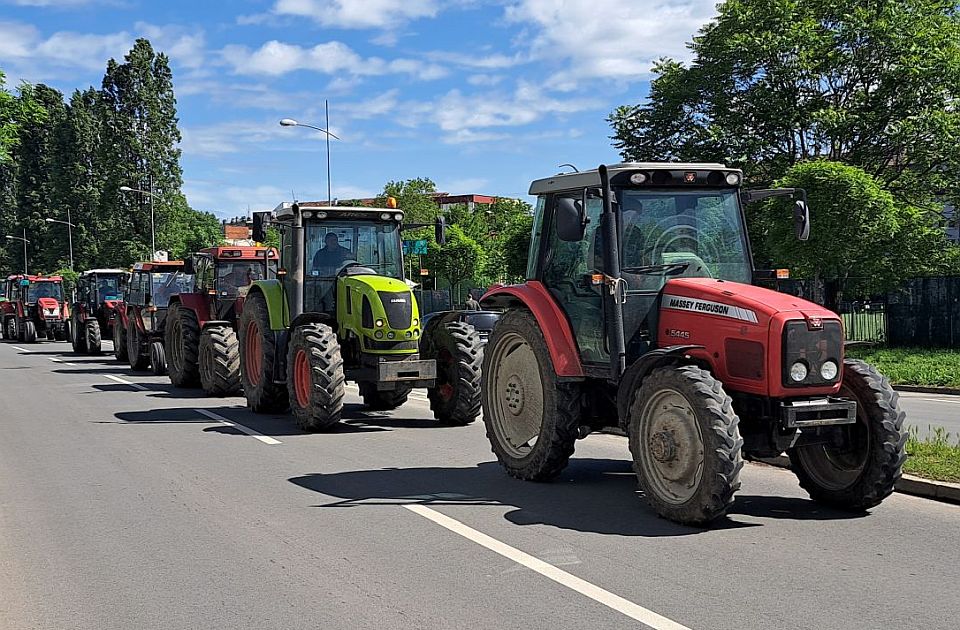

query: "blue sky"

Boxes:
[0, 0, 718, 218]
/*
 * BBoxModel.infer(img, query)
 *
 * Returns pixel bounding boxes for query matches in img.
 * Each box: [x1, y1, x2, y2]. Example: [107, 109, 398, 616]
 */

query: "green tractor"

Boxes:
[238, 201, 483, 431]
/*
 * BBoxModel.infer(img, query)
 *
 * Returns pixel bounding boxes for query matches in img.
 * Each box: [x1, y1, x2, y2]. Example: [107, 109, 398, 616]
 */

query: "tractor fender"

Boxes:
[481, 281, 584, 378]
[247, 280, 287, 330]
[289, 312, 336, 332]
[201, 320, 232, 331]
[169, 293, 212, 327]
[616, 345, 705, 428]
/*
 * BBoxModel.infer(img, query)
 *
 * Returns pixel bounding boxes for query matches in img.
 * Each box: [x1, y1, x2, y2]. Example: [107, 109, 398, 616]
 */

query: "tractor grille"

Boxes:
[378, 291, 412, 329]
[782, 320, 843, 387]
[364, 338, 418, 352]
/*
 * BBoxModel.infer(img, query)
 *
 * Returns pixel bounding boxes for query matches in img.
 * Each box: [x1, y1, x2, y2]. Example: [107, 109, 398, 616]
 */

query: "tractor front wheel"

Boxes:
[127, 318, 150, 371]
[166, 303, 201, 387]
[628, 365, 743, 526]
[150, 341, 167, 376]
[199, 325, 242, 397]
[482, 310, 582, 481]
[86, 320, 102, 354]
[70, 318, 87, 352]
[788, 359, 906, 511]
[6, 317, 16, 341]
[238, 293, 288, 412]
[426, 321, 482, 426]
[287, 323, 345, 432]
[113, 319, 128, 362]
[359, 382, 410, 410]
[24, 321, 37, 343]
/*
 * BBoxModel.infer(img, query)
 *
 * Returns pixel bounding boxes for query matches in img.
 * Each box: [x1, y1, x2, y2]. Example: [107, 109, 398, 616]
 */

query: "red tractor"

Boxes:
[1, 274, 69, 343]
[165, 246, 278, 396]
[481, 163, 906, 526]
[69, 269, 126, 354]
[113, 261, 193, 374]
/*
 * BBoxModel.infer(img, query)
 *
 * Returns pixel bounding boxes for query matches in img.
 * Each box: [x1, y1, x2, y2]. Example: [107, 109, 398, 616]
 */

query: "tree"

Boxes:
[609, 0, 960, 208]
[425, 225, 485, 304]
[0, 71, 17, 164]
[500, 212, 533, 283]
[376, 177, 439, 224]
[758, 161, 948, 293]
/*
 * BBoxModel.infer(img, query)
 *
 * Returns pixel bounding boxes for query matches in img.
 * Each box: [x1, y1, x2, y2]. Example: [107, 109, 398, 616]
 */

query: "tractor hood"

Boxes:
[661, 278, 838, 324]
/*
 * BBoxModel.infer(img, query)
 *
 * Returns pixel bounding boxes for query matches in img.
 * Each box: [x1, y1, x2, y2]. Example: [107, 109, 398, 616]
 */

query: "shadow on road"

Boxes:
[289, 458, 868, 537]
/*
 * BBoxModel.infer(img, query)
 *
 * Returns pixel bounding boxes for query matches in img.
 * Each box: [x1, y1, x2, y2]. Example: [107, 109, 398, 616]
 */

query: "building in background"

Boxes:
[222, 216, 254, 245]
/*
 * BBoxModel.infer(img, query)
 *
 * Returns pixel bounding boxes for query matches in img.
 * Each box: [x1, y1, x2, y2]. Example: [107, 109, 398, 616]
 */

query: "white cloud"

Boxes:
[438, 177, 490, 193]
[426, 51, 524, 70]
[504, 0, 715, 86]
[466, 73, 504, 86]
[0, 21, 38, 58]
[271, 0, 439, 29]
[221, 40, 446, 80]
[183, 181, 292, 217]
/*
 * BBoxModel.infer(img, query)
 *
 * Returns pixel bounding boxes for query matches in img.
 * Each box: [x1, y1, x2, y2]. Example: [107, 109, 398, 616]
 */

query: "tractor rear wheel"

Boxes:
[71, 317, 88, 353]
[24, 321, 37, 343]
[788, 359, 906, 510]
[166, 303, 201, 387]
[359, 382, 410, 410]
[287, 323, 345, 432]
[238, 292, 288, 412]
[199, 325, 242, 397]
[150, 341, 167, 376]
[86, 320, 102, 354]
[628, 365, 743, 526]
[426, 321, 482, 426]
[127, 318, 150, 371]
[482, 310, 582, 481]
[113, 319, 128, 362]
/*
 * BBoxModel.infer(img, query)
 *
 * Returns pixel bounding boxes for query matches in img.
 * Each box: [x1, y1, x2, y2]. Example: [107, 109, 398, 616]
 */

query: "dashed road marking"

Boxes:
[194, 408, 281, 445]
[404, 504, 692, 630]
[48, 357, 77, 366]
[9, 345, 31, 353]
[104, 374, 148, 391]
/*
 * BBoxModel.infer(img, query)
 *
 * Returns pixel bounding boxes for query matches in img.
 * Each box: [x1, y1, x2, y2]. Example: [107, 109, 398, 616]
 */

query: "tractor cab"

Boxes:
[480, 162, 904, 526]
[70, 269, 126, 354]
[2, 275, 68, 342]
[184, 246, 278, 320]
[126, 261, 192, 332]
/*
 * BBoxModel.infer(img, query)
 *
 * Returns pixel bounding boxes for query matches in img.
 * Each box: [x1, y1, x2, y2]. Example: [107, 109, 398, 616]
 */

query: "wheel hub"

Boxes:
[650, 430, 678, 463]
[504, 375, 525, 416]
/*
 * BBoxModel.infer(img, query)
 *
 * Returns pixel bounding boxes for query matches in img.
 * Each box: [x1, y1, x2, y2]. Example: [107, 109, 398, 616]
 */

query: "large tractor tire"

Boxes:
[71, 317, 88, 353]
[6, 317, 16, 341]
[166, 303, 201, 387]
[358, 382, 410, 411]
[86, 320, 102, 354]
[113, 319, 128, 362]
[238, 293, 288, 412]
[425, 321, 483, 426]
[628, 365, 743, 526]
[199, 325, 242, 397]
[788, 359, 906, 511]
[482, 310, 582, 481]
[287, 323, 345, 432]
[126, 318, 150, 371]
[150, 341, 167, 376]
[24, 321, 37, 343]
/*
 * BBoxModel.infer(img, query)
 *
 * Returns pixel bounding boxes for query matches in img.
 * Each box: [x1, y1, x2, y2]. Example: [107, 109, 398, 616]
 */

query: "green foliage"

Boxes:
[755, 161, 948, 289]
[904, 426, 960, 483]
[845, 346, 960, 388]
[0, 71, 17, 164]
[376, 177, 439, 224]
[262, 226, 281, 250]
[424, 225, 486, 304]
[53, 267, 79, 295]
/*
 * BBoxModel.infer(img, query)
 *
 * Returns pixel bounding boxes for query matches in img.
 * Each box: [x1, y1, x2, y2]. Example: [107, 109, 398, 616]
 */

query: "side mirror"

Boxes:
[183, 256, 196, 276]
[556, 197, 586, 241]
[252, 211, 271, 243]
[794, 200, 810, 241]
[435, 215, 447, 246]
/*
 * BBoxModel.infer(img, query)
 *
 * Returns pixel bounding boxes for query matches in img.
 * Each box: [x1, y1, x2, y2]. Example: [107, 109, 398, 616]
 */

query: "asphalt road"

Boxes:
[897, 391, 960, 439]
[1, 339, 958, 630]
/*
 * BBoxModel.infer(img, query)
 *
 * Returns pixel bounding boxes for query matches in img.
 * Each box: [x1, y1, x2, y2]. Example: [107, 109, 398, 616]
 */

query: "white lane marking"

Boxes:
[10, 345, 31, 353]
[404, 504, 692, 630]
[194, 408, 281, 445]
[48, 357, 77, 366]
[104, 374, 148, 391]
[911, 397, 959, 405]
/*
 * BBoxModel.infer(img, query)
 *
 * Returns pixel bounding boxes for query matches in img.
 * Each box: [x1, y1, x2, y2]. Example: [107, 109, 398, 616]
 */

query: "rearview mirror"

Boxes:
[183, 256, 196, 276]
[556, 197, 586, 241]
[435, 215, 447, 246]
[794, 200, 810, 241]
[252, 211, 271, 243]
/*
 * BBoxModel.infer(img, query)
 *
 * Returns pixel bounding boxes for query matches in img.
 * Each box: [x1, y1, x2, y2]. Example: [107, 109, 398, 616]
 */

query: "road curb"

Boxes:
[893, 385, 960, 396]
[748, 455, 960, 506]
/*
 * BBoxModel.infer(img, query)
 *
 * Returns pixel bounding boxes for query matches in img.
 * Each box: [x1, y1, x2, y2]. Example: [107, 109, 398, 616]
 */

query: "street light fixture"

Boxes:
[44, 212, 76, 271]
[5, 229, 30, 274]
[120, 184, 158, 258]
[280, 100, 340, 205]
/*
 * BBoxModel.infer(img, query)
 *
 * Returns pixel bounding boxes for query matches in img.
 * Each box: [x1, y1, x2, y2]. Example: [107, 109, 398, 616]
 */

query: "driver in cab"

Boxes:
[312, 232, 352, 274]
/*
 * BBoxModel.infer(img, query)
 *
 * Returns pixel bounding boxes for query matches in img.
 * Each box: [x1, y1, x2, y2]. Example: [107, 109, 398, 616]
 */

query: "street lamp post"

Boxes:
[120, 181, 157, 258]
[5, 229, 29, 274]
[280, 101, 340, 204]
[44, 207, 75, 270]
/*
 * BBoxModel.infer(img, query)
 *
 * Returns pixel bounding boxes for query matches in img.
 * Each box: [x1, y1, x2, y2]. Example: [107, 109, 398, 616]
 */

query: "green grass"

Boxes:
[844, 346, 960, 388]
[904, 427, 960, 483]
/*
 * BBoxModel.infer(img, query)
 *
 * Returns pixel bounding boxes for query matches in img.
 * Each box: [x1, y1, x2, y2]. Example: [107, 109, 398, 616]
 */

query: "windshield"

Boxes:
[95, 277, 121, 301]
[615, 189, 751, 291]
[216, 261, 275, 296]
[305, 221, 403, 279]
[150, 272, 193, 308]
[28, 282, 63, 302]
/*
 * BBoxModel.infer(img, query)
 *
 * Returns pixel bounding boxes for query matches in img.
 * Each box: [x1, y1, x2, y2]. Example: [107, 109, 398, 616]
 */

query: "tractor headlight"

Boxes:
[405, 331, 412, 338]
[413, 329, 419, 338]
[387, 331, 395, 339]
[375, 330, 384, 339]
[725, 172, 741, 186]
[412, 318, 419, 327]
[820, 360, 839, 381]
[393, 213, 403, 221]
[380, 212, 391, 220]
[789, 361, 808, 382]
[629, 172, 647, 185]
[375, 318, 384, 327]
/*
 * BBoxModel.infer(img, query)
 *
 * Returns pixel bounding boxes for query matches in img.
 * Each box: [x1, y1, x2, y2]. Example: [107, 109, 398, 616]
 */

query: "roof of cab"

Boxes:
[273, 202, 404, 221]
[132, 261, 184, 272]
[79, 268, 126, 277]
[199, 246, 279, 259]
[528, 162, 739, 195]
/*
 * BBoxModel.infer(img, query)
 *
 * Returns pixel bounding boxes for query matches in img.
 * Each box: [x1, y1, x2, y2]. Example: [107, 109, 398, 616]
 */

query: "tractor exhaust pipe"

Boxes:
[598, 164, 626, 381]
[289, 202, 305, 319]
